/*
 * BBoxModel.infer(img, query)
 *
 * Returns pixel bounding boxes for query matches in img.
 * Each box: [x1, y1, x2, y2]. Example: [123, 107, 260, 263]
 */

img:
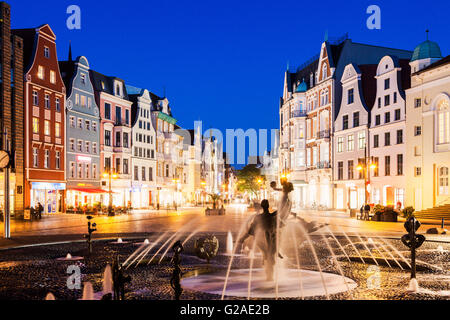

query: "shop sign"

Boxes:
[31, 182, 66, 190]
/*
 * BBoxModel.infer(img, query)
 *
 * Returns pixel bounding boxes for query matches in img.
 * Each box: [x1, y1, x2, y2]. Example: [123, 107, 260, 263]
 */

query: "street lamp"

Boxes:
[201, 181, 206, 206]
[103, 168, 118, 216]
[172, 177, 180, 210]
[356, 147, 377, 207]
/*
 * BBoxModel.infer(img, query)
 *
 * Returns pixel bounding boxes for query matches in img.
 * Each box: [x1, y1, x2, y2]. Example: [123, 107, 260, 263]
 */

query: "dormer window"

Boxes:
[81, 73, 86, 85]
[44, 47, 50, 58]
[115, 83, 121, 96]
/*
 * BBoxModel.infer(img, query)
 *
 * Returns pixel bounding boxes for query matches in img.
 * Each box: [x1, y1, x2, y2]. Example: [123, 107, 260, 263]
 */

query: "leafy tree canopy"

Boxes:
[235, 164, 265, 194]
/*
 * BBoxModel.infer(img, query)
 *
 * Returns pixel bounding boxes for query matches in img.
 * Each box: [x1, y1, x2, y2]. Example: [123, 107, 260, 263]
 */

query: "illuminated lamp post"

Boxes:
[200, 181, 206, 206]
[356, 147, 377, 206]
[103, 168, 118, 216]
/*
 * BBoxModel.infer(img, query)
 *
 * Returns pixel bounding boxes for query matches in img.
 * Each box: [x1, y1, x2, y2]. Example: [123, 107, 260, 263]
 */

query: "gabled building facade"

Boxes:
[60, 55, 101, 208]
[128, 86, 157, 208]
[13, 24, 66, 213]
[89, 71, 132, 207]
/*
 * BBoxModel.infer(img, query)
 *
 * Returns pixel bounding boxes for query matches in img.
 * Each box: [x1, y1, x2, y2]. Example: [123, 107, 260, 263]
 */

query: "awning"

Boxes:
[68, 188, 109, 194]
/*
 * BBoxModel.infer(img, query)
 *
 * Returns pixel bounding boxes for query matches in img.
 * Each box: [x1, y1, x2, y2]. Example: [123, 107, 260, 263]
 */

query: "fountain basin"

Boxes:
[181, 268, 357, 298]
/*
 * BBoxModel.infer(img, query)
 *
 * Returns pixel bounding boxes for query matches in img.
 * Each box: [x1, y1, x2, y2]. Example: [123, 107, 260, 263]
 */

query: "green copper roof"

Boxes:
[157, 112, 177, 125]
[411, 40, 442, 62]
[295, 80, 307, 93]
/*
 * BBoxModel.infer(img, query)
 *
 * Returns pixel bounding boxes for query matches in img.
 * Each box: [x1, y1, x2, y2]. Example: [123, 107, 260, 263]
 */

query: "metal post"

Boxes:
[442, 218, 445, 229]
[3, 129, 10, 239]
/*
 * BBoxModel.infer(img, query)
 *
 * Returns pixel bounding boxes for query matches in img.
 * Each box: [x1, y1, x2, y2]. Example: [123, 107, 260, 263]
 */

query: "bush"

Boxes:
[402, 206, 415, 219]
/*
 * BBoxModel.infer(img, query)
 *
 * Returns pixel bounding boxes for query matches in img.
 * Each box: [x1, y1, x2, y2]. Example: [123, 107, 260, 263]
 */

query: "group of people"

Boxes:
[359, 204, 371, 220]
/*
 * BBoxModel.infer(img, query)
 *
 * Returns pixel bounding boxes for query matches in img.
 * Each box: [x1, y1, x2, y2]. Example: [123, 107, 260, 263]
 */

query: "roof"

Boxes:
[89, 69, 129, 99]
[413, 55, 450, 75]
[411, 40, 442, 62]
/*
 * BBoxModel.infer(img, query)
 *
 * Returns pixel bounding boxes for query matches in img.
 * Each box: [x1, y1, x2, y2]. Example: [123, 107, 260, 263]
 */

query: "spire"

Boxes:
[68, 41, 73, 62]
[286, 60, 290, 72]
[426, 29, 429, 40]
[324, 29, 328, 42]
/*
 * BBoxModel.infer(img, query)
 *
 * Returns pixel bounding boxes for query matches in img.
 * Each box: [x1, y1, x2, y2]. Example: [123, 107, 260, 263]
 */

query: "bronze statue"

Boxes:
[170, 240, 183, 300]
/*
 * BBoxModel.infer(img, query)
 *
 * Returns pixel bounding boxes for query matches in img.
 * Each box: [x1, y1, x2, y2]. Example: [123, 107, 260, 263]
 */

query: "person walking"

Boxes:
[37, 202, 43, 219]
[364, 203, 371, 221]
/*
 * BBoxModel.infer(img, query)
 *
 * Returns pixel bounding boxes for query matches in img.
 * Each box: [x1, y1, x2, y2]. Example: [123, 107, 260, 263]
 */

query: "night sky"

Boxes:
[10, 0, 449, 165]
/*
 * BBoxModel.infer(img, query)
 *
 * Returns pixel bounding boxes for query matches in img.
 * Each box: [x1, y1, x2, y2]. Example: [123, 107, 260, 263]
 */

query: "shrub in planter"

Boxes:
[402, 206, 415, 219]
[382, 206, 398, 222]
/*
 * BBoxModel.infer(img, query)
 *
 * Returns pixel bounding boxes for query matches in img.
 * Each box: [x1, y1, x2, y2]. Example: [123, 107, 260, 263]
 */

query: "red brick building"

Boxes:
[13, 25, 66, 213]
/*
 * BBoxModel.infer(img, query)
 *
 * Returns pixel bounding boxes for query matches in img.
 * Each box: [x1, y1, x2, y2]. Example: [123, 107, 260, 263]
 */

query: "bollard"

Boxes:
[401, 216, 426, 279]
[442, 218, 445, 229]
[170, 240, 183, 300]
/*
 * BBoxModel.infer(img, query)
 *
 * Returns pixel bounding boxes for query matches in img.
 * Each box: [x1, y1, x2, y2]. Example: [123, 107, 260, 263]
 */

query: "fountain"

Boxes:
[56, 253, 83, 261]
[81, 282, 94, 300]
[110, 237, 128, 244]
[45, 293, 56, 300]
[226, 231, 233, 255]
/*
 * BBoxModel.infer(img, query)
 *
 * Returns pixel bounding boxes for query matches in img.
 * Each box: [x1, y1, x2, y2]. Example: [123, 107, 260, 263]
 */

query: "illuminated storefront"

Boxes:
[30, 182, 65, 214]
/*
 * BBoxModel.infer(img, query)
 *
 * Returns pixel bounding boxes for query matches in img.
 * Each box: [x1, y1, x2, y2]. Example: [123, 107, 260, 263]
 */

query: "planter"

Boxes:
[205, 208, 226, 216]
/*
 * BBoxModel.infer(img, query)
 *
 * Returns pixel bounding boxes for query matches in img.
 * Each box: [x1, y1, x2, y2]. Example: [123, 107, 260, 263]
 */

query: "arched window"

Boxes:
[437, 98, 450, 144]
[322, 63, 328, 80]
[439, 166, 449, 195]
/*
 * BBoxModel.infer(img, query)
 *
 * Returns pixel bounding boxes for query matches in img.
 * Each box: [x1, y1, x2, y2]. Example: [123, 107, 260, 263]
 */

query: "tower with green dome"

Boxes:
[410, 30, 443, 74]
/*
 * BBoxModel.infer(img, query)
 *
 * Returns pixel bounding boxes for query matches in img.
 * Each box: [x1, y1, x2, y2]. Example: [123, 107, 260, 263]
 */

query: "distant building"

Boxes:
[60, 55, 102, 208]
[405, 38, 448, 211]
[13, 24, 66, 213]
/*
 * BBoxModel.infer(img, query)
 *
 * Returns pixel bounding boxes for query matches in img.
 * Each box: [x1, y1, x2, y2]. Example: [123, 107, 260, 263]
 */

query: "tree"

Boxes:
[208, 193, 221, 210]
[236, 164, 265, 196]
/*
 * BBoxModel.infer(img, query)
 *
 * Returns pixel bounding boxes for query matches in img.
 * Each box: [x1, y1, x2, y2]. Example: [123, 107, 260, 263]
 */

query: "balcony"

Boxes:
[114, 120, 130, 128]
[291, 110, 307, 118]
[317, 129, 331, 139]
[317, 161, 331, 169]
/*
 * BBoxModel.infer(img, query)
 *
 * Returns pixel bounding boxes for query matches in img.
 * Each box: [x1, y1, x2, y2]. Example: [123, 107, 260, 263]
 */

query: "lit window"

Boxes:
[55, 123, 61, 138]
[437, 99, 450, 144]
[38, 66, 44, 80]
[50, 70, 56, 84]
[347, 135, 354, 151]
[439, 167, 449, 195]
[337, 137, 343, 153]
[33, 148, 38, 167]
[55, 151, 60, 169]
[44, 120, 50, 136]
[44, 47, 50, 58]
[358, 131, 366, 149]
[44, 149, 50, 168]
[33, 90, 39, 105]
[33, 118, 39, 133]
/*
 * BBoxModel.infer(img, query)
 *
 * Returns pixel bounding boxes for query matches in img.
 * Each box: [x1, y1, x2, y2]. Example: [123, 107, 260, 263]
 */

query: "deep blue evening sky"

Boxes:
[11, 0, 449, 164]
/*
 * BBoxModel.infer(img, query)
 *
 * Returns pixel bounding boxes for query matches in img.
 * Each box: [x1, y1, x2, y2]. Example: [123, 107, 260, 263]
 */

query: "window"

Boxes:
[378, 97, 381, 108]
[397, 154, 403, 175]
[165, 164, 170, 177]
[385, 132, 390, 146]
[77, 118, 83, 129]
[44, 149, 50, 168]
[115, 132, 121, 147]
[116, 158, 121, 174]
[347, 135, 354, 151]
[414, 126, 422, 136]
[375, 115, 380, 126]
[396, 130, 403, 144]
[50, 70, 56, 84]
[439, 167, 449, 195]
[78, 163, 83, 179]
[32, 117, 39, 133]
[134, 166, 139, 180]
[347, 89, 354, 104]
[75, 94, 79, 105]
[80, 95, 86, 108]
[70, 116, 75, 128]
[125, 110, 130, 125]
[80, 73, 86, 85]
[353, 112, 359, 127]
[115, 106, 122, 124]
[393, 92, 397, 104]
[322, 63, 327, 79]
[337, 137, 343, 153]
[56, 98, 60, 112]
[437, 99, 450, 144]
[343, 115, 348, 130]
[44, 46, 50, 58]
[44, 120, 50, 136]
[142, 167, 146, 181]
[358, 131, 366, 149]
[149, 167, 153, 181]
[385, 156, 390, 176]
[33, 148, 38, 167]
[414, 98, 421, 108]
[85, 141, 90, 153]
[105, 103, 111, 119]
[88, 98, 92, 109]
[338, 162, 344, 180]
[373, 157, 379, 177]
[55, 151, 60, 169]
[92, 122, 97, 132]
[93, 142, 97, 154]
[85, 164, 90, 179]
[123, 159, 129, 175]
[395, 109, 401, 121]
[384, 78, 390, 90]
[385, 112, 390, 123]
[123, 132, 129, 148]
[415, 167, 422, 177]
[55, 123, 61, 138]
[374, 134, 379, 148]
[45, 94, 50, 109]
[92, 164, 97, 179]
[384, 95, 390, 106]
[38, 66, 44, 79]
[70, 162, 75, 178]
[33, 90, 39, 105]
[69, 139, 75, 151]
[77, 140, 83, 152]
[105, 157, 111, 171]
[85, 120, 90, 131]
[105, 130, 111, 146]
[348, 160, 354, 180]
